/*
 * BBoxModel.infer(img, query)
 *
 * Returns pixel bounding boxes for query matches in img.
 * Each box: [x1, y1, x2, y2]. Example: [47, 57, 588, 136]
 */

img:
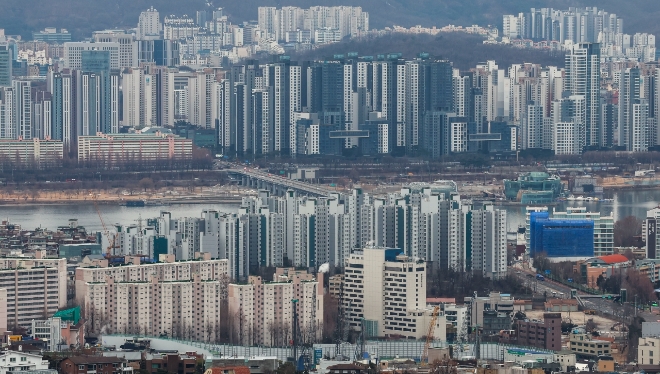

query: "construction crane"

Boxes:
[421, 305, 440, 365]
[92, 194, 116, 257]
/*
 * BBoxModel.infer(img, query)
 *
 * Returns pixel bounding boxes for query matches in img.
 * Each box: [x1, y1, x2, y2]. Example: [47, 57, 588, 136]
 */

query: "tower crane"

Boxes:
[92, 195, 117, 257]
[421, 306, 440, 365]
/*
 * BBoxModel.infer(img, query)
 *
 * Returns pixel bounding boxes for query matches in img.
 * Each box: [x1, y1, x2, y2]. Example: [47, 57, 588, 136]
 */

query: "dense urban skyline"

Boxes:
[1, 3, 660, 373]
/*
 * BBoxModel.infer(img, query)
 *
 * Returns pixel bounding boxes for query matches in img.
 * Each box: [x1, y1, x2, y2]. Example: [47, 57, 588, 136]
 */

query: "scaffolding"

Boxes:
[530, 212, 594, 257]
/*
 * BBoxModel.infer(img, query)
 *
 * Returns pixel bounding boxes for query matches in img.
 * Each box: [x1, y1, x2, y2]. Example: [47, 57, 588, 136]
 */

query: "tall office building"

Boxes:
[63, 42, 121, 70]
[93, 31, 137, 68]
[137, 39, 180, 67]
[565, 43, 600, 149]
[79, 51, 120, 134]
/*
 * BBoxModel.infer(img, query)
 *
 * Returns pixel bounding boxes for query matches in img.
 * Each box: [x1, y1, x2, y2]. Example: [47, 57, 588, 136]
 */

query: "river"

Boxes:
[1, 189, 660, 232]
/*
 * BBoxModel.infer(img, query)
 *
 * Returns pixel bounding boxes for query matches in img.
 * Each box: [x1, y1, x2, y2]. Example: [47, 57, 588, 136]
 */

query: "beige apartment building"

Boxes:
[569, 332, 612, 357]
[84, 274, 225, 341]
[77, 133, 193, 162]
[76, 254, 230, 341]
[342, 247, 445, 340]
[639, 337, 660, 365]
[0, 255, 68, 328]
[0, 266, 68, 328]
[228, 268, 323, 347]
[75, 253, 229, 305]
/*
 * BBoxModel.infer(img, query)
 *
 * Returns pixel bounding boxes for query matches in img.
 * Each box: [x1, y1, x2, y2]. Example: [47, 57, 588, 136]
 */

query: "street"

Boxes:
[509, 267, 657, 324]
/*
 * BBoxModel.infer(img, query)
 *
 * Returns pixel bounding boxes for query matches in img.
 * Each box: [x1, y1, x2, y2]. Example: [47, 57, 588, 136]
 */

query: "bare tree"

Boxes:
[615, 216, 642, 247]
[429, 359, 458, 374]
[205, 322, 215, 343]
[624, 269, 657, 304]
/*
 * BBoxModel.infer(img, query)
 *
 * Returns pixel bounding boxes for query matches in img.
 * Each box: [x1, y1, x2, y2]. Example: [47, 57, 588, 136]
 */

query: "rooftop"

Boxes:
[66, 356, 125, 364]
[597, 254, 629, 264]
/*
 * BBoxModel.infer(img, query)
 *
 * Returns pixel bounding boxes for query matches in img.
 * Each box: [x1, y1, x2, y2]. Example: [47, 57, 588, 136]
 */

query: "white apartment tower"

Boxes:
[565, 43, 601, 148]
[137, 7, 162, 39]
[342, 247, 445, 340]
[468, 203, 507, 279]
[12, 80, 31, 139]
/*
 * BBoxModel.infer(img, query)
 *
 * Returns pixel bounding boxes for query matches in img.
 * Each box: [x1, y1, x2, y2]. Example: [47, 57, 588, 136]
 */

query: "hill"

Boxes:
[1, 0, 659, 40]
[291, 33, 566, 70]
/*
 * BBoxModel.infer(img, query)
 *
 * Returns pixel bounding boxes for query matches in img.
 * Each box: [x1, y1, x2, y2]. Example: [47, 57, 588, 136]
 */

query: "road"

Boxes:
[509, 268, 657, 323]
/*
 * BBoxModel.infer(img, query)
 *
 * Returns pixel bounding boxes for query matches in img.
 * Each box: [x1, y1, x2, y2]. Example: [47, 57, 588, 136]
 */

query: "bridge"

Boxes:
[226, 168, 334, 197]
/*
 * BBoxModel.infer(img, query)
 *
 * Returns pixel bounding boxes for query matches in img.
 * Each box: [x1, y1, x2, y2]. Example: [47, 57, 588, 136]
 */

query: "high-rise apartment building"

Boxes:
[77, 254, 228, 339]
[85, 275, 225, 340]
[0, 44, 11, 87]
[137, 7, 162, 39]
[0, 86, 15, 139]
[466, 202, 507, 279]
[342, 246, 445, 340]
[0, 256, 68, 328]
[565, 43, 600, 149]
[257, 6, 368, 42]
[12, 80, 31, 139]
[227, 268, 323, 346]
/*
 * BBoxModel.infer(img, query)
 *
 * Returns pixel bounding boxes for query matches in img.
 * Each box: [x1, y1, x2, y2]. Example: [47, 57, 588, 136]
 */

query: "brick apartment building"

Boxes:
[515, 312, 562, 351]
[60, 356, 132, 374]
[145, 353, 199, 374]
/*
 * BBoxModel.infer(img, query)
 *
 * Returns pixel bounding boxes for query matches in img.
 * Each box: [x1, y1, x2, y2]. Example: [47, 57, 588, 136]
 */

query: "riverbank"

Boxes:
[0, 186, 251, 206]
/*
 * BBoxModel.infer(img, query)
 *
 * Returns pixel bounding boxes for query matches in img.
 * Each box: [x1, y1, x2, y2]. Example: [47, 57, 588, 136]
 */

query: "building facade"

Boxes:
[342, 247, 446, 340]
[0, 257, 68, 328]
[227, 268, 323, 346]
[77, 132, 193, 163]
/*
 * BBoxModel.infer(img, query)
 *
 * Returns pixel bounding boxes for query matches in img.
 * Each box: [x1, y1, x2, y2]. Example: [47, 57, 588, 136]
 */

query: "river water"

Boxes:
[1, 189, 660, 232]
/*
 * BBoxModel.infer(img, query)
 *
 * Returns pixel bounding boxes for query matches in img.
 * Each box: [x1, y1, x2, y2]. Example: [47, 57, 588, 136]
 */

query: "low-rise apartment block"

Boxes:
[515, 313, 562, 351]
[0, 139, 64, 168]
[60, 356, 133, 374]
[569, 332, 612, 357]
[77, 133, 193, 163]
[638, 337, 660, 365]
